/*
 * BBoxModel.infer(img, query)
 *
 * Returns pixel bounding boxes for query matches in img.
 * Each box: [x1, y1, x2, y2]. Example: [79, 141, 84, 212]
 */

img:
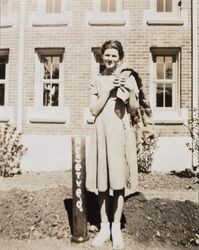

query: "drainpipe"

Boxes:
[191, 0, 198, 169]
[16, 0, 25, 132]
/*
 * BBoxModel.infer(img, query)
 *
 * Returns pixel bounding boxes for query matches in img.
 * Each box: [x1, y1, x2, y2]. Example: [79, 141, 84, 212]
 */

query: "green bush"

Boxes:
[0, 123, 27, 177]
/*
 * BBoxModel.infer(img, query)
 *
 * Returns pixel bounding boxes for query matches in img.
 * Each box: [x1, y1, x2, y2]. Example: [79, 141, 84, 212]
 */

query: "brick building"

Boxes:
[0, 0, 198, 171]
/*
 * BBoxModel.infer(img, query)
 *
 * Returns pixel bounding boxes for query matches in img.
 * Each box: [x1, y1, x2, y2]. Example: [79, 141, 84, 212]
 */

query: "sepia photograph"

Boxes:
[0, 0, 198, 249]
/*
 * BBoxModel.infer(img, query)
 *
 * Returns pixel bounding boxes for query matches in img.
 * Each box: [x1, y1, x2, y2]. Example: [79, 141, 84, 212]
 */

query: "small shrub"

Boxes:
[185, 108, 199, 153]
[137, 135, 158, 173]
[170, 168, 198, 178]
[0, 123, 27, 177]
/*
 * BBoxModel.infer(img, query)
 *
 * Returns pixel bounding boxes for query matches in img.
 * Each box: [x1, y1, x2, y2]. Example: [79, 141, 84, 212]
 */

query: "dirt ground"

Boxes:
[0, 170, 198, 250]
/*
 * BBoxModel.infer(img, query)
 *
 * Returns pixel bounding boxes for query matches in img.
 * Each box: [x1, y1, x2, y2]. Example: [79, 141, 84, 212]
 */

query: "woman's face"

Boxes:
[102, 48, 120, 71]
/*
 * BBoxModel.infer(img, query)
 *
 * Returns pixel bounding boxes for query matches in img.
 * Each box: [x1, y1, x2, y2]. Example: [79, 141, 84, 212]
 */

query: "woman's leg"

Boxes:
[112, 189, 124, 223]
[112, 189, 125, 249]
[91, 190, 110, 247]
[99, 190, 110, 222]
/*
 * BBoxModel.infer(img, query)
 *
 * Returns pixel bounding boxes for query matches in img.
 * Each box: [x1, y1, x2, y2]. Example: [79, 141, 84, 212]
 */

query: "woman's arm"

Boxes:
[90, 77, 118, 117]
[90, 91, 110, 117]
[121, 75, 139, 113]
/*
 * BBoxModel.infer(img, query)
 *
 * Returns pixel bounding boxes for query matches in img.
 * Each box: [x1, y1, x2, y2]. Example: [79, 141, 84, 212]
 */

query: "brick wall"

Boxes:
[1, 0, 193, 136]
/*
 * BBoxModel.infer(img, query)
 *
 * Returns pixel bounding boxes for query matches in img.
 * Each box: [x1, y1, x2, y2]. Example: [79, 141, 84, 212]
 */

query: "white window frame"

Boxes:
[153, 55, 177, 111]
[154, 0, 180, 17]
[0, 49, 14, 122]
[96, 0, 122, 15]
[27, 48, 70, 124]
[144, 0, 187, 25]
[149, 48, 188, 124]
[87, 0, 128, 26]
[0, 0, 17, 28]
[0, 53, 8, 106]
[30, 0, 72, 27]
[35, 48, 64, 107]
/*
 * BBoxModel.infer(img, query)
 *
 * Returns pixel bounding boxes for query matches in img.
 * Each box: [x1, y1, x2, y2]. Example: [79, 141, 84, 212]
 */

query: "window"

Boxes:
[144, 0, 186, 25]
[155, 55, 174, 108]
[87, 0, 127, 26]
[30, 0, 72, 27]
[100, 0, 116, 13]
[35, 49, 64, 107]
[46, 0, 61, 14]
[150, 48, 187, 123]
[0, 0, 17, 28]
[27, 48, 70, 124]
[41, 56, 60, 106]
[0, 55, 8, 106]
[157, 0, 173, 13]
[92, 47, 106, 76]
[0, 50, 14, 122]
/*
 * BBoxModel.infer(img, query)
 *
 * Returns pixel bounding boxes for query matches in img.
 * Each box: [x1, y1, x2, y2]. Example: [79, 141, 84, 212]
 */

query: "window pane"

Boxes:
[165, 0, 172, 12]
[43, 83, 51, 106]
[109, 0, 116, 12]
[42, 57, 51, 79]
[43, 83, 59, 106]
[0, 84, 5, 105]
[165, 84, 172, 107]
[54, 0, 61, 13]
[156, 56, 164, 79]
[156, 84, 164, 107]
[0, 60, 6, 79]
[157, 0, 164, 12]
[52, 57, 60, 79]
[52, 83, 59, 106]
[101, 0, 108, 12]
[46, 0, 53, 13]
[165, 56, 173, 79]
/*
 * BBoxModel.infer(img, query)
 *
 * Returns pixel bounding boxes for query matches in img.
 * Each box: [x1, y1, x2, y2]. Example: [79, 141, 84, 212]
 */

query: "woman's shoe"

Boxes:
[91, 222, 110, 247]
[111, 223, 124, 249]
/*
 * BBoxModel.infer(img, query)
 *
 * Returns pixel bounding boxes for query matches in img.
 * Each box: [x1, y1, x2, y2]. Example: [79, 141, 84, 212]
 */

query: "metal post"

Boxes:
[71, 136, 89, 243]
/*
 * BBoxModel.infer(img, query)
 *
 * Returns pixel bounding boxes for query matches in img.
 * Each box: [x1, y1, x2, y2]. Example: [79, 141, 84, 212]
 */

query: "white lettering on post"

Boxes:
[74, 137, 84, 213]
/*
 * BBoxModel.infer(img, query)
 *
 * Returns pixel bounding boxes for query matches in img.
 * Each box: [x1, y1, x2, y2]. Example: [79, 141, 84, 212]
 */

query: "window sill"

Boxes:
[0, 13, 17, 28]
[30, 11, 72, 27]
[27, 107, 70, 124]
[153, 108, 188, 125]
[143, 9, 187, 26]
[147, 18, 184, 25]
[86, 10, 128, 26]
[0, 107, 14, 122]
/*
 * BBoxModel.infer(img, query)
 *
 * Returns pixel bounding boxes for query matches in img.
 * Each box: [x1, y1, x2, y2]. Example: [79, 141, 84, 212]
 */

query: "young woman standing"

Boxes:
[86, 40, 139, 249]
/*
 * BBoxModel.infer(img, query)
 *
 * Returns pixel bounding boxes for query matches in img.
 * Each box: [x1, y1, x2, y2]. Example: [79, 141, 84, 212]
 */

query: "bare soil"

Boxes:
[0, 170, 198, 250]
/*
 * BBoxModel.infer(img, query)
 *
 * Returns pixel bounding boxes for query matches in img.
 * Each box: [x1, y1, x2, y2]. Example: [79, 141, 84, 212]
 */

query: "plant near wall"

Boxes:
[137, 135, 158, 173]
[185, 108, 199, 153]
[132, 105, 158, 174]
[0, 123, 27, 177]
[184, 108, 199, 171]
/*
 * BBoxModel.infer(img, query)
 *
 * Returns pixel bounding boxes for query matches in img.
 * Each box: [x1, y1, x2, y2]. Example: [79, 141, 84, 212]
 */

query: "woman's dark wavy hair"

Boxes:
[101, 40, 124, 60]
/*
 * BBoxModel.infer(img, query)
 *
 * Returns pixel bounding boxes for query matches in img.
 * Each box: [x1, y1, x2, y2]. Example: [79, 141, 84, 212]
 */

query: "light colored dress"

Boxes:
[86, 72, 138, 195]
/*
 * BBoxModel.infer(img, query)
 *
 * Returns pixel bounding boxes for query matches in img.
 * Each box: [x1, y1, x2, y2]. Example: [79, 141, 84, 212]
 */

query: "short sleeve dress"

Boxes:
[86, 73, 138, 195]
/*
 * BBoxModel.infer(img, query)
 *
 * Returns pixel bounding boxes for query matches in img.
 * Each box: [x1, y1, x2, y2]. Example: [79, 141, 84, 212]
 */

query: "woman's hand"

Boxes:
[119, 76, 137, 92]
[116, 86, 130, 103]
[104, 76, 120, 93]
